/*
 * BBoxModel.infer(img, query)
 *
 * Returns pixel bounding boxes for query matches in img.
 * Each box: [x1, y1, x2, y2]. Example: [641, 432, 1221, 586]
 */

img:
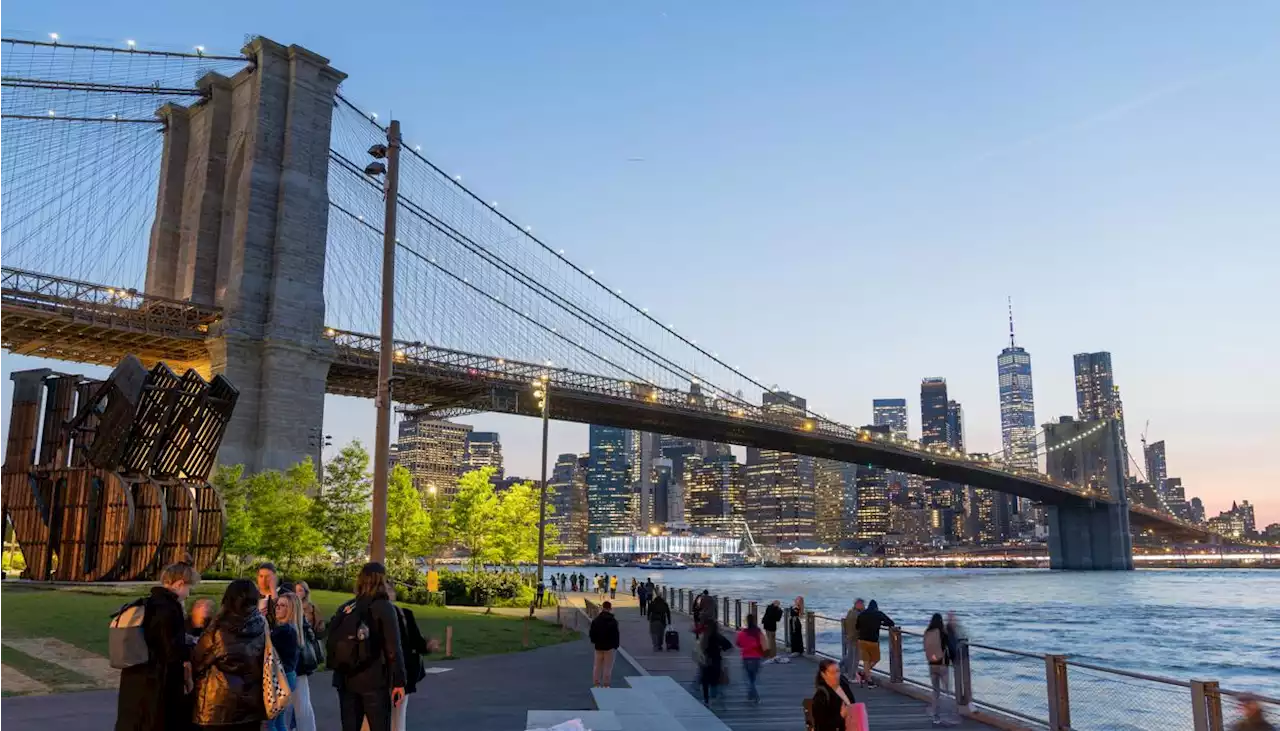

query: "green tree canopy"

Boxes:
[312, 441, 372, 565]
[245, 458, 324, 569]
[386, 464, 427, 563]
[491, 481, 559, 566]
[449, 468, 499, 571]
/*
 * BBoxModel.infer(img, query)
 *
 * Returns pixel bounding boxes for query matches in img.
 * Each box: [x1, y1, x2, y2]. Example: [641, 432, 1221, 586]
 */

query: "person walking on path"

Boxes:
[811, 658, 858, 731]
[637, 581, 650, 617]
[267, 593, 302, 731]
[1232, 696, 1276, 731]
[191, 579, 268, 731]
[536, 580, 545, 608]
[609, 574, 618, 599]
[736, 614, 766, 703]
[697, 619, 732, 708]
[923, 612, 957, 725]
[630, 577, 638, 597]
[788, 596, 806, 655]
[292, 581, 325, 731]
[841, 598, 864, 681]
[692, 590, 710, 627]
[360, 585, 439, 731]
[761, 600, 783, 660]
[855, 599, 894, 687]
[589, 600, 621, 688]
[326, 562, 407, 731]
[115, 562, 198, 731]
[647, 591, 671, 651]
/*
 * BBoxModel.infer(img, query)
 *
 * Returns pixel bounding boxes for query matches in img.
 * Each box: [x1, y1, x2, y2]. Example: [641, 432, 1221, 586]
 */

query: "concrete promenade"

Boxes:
[573, 591, 1005, 731]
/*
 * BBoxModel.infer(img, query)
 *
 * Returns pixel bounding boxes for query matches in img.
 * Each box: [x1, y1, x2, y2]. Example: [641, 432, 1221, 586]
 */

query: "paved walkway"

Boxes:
[577, 592, 1004, 731]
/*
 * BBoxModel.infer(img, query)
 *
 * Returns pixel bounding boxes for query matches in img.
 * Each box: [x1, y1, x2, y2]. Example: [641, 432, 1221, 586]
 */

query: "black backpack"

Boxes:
[327, 600, 378, 674]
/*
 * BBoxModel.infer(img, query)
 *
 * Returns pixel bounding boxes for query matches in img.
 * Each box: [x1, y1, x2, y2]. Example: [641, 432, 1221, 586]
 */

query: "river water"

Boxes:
[580, 567, 1278, 729]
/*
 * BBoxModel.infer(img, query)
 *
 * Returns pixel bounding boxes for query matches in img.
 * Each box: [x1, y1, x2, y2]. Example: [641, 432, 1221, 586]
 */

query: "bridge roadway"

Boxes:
[0, 266, 1211, 541]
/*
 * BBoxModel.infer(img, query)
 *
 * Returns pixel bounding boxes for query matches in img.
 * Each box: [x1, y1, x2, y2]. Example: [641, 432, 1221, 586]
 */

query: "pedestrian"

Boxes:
[267, 593, 302, 731]
[291, 581, 325, 731]
[736, 613, 765, 703]
[361, 585, 438, 731]
[692, 589, 710, 626]
[256, 562, 280, 627]
[1232, 695, 1276, 731]
[536, 580, 545, 609]
[855, 599, 894, 687]
[811, 658, 858, 731]
[923, 612, 957, 725]
[630, 577, 637, 597]
[191, 579, 268, 731]
[589, 600, 621, 688]
[841, 598, 865, 681]
[697, 619, 732, 708]
[788, 596, 806, 655]
[326, 562, 407, 731]
[187, 597, 216, 639]
[945, 611, 967, 698]
[609, 574, 618, 599]
[647, 591, 671, 651]
[114, 562, 198, 731]
[761, 600, 783, 660]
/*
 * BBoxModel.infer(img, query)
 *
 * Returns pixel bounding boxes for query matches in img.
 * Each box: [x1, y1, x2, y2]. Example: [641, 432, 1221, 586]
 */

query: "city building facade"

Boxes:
[395, 411, 472, 501]
[587, 425, 630, 552]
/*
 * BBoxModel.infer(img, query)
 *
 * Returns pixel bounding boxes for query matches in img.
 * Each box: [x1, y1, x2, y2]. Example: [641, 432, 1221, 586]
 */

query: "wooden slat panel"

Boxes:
[157, 484, 194, 568]
[4, 373, 51, 579]
[70, 379, 102, 468]
[116, 481, 164, 580]
[82, 470, 131, 581]
[191, 482, 225, 573]
[39, 376, 78, 468]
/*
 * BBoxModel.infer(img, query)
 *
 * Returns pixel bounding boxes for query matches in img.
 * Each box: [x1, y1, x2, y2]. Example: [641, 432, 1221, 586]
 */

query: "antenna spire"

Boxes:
[1007, 296, 1016, 348]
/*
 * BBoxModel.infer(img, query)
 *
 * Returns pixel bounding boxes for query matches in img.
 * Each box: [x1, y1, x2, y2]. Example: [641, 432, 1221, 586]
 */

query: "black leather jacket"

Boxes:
[191, 611, 268, 726]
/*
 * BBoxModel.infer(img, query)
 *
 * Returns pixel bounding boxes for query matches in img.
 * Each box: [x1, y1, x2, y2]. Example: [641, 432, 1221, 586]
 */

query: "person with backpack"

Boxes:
[388, 585, 439, 731]
[114, 562, 199, 731]
[646, 590, 671, 651]
[327, 562, 407, 731]
[923, 612, 957, 725]
[588, 600, 620, 688]
[854, 599, 894, 687]
[191, 579, 268, 731]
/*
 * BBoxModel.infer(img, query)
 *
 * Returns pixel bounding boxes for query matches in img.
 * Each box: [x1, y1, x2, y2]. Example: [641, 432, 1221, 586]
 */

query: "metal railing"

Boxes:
[650, 581, 1276, 731]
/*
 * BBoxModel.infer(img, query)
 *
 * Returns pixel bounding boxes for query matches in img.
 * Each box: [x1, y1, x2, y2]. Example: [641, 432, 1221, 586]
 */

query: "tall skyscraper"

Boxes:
[1164, 477, 1188, 520]
[744, 391, 816, 544]
[814, 459, 850, 546]
[1144, 440, 1167, 497]
[1074, 351, 1129, 483]
[854, 425, 891, 541]
[872, 399, 908, 438]
[587, 425, 630, 552]
[628, 431, 660, 531]
[997, 304, 1037, 469]
[548, 453, 589, 555]
[652, 457, 673, 526]
[463, 432, 504, 484]
[920, 379, 950, 446]
[686, 454, 744, 535]
[396, 411, 472, 500]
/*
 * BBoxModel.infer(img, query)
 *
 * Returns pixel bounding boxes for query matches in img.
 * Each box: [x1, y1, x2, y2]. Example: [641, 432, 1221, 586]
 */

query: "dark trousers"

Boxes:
[339, 688, 392, 731]
[649, 622, 665, 650]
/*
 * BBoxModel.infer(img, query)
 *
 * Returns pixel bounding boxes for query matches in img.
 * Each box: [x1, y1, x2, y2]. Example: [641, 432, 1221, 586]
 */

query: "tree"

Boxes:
[312, 441, 372, 565]
[213, 464, 260, 569]
[421, 482, 453, 566]
[449, 468, 499, 571]
[386, 464, 427, 563]
[491, 480, 556, 566]
[247, 459, 324, 569]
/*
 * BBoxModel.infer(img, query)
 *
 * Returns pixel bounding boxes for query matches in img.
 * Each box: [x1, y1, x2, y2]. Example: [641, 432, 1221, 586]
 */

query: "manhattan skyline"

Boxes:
[1, 2, 1277, 525]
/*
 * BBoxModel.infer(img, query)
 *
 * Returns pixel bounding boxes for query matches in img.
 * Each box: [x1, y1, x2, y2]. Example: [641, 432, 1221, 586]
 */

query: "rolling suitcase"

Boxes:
[665, 627, 680, 651]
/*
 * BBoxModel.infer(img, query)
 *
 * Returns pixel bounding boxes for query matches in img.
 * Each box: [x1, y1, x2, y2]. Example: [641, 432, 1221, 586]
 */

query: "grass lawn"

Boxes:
[0, 583, 576, 693]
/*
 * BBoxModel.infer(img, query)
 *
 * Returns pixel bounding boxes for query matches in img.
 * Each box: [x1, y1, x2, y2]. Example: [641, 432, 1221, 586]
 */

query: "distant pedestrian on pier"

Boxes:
[841, 598, 864, 681]
[630, 577, 637, 597]
[923, 612, 959, 725]
[535, 581, 545, 608]
[1233, 695, 1276, 731]
[788, 596, 806, 655]
[811, 658, 858, 731]
[609, 574, 618, 599]
[589, 601, 620, 688]
[761, 600, 783, 660]
[697, 619, 732, 707]
[637, 581, 650, 616]
[736, 613, 765, 703]
[647, 591, 671, 651]
[855, 599, 894, 687]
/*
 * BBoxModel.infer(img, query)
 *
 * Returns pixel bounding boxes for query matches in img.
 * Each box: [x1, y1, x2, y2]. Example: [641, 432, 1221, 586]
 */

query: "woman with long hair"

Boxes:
[292, 582, 322, 731]
[735, 613, 765, 703]
[267, 593, 302, 731]
[327, 562, 407, 731]
[697, 618, 732, 708]
[810, 658, 857, 731]
[923, 612, 954, 724]
[788, 596, 806, 655]
[192, 579, 268, 731]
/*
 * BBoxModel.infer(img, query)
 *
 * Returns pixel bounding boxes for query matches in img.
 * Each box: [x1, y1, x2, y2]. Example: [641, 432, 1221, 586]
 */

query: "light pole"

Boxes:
[533, 374, 550, 582]
[367, 120, 401, 564]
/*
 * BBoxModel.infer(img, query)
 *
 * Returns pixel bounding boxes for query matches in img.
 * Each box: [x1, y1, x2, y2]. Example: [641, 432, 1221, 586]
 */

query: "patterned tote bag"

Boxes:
[263, 633, 293, 719]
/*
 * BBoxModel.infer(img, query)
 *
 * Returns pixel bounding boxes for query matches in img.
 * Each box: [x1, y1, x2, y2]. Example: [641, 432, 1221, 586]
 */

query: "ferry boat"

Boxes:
[711, 554, 758, 568]
[635, 554, 688, 570]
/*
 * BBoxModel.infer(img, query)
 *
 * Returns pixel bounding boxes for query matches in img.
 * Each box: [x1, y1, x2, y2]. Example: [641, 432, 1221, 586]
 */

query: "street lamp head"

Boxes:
[368, 143, 388, 159]
[364, 161, 387, 176]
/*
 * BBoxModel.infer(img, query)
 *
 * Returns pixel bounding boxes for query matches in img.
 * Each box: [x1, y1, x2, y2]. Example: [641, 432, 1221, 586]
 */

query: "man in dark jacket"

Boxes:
[115, 562, 198, 731]
[854, 599, 894, 687]
[761, 600, 784, 659]
[646, 593, 671, 651]
[588, 601, 621, 688]
[328, 563, 407, 731]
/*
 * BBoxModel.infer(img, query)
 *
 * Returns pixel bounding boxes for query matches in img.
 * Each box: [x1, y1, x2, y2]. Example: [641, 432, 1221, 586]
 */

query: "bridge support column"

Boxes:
[145, 38, 346, 474]
[1043, 417, 1134, 570]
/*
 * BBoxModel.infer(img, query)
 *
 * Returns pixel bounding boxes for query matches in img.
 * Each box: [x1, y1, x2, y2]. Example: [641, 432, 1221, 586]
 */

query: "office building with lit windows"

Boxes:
[743, 391, 816, 544]
[814, 459, 853, 545]
[872, 398, 910, 507]
[853, 425, 891, 541]
[463, 432, 504, 484]
[1074, 352, 1129, 478]
[1144, 440, 1167, 498]
[396, 410, 472, 501]
[587, 425, 631, 553]
[997, 313, 1037, 540]
[549, 453, 589, 556]
[686, 454, 744, 535]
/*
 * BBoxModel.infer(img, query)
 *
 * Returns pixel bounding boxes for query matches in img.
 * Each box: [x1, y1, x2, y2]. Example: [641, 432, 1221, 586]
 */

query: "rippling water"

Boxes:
[585, 567, 1279, 729]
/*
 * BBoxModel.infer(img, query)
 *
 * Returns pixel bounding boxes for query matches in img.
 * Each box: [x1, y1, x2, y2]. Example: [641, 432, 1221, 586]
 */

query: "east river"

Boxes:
[579, 567, 1279, 729]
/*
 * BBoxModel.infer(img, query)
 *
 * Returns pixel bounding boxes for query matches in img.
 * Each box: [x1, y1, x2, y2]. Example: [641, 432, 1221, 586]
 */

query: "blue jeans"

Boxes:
[268, 671, 298, 731]
[742, 657, 761, 700]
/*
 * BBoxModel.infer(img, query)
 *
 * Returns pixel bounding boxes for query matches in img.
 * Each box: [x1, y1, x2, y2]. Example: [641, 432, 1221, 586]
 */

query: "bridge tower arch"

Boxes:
[1043, 417, 1134, 570]
[144, 38, 346, 472]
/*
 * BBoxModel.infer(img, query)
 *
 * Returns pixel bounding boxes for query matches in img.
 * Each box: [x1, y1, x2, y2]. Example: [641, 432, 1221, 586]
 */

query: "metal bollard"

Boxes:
[889, 627, 904, 683]
[734, 599, 742, 629]
[678, 588, 685, 612]
[748, 600, 758, 625]
[805, 611, 816, 655]
[954, 640, 973, 706]
[722, 596, 730, 625]
[1191, 680, 1224, 731]
[1045, 654, 1071, 731]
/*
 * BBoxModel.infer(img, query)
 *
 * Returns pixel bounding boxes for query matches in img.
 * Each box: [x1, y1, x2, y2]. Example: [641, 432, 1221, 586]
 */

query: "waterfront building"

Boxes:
[1164, 477, 1189, 520]
[873, 398, 911, 514]
[814, 458, 851, 545]
[396, 410, 472, 500]
[1144, 440, 1167, 498]
[1189, 496, 1206, 524]
[921, 378, 949, 446]
[464, 431, 503, 485]
[587, 425, 630, 553]
[686, 453, 744, 535]
[628, 430, 661, 531]
[549, 453, 589, 556]
[743, 391, 816, 544]
[1074, 351, 1129, 479]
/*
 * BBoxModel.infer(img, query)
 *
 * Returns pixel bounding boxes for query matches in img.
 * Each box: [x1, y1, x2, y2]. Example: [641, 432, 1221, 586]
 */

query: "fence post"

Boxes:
[1045, 654, 1071, 731]
[445, 625, 453, 658]
[722, 596, 730, 625]
[954, 639, 973, 707]
[840, 619, 849, 666]
[805, 611, 816, 655]
[678, 588, 685, 612]
[889, 627, 903, 683]
[735, 599, 742, 629]
[748, 600, 758, 625]
[1191, 680, 1224, 731]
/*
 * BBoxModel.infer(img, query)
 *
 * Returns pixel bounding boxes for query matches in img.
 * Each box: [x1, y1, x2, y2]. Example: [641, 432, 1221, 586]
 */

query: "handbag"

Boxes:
[846, 700, 869, 731]
[262, 632, 293, 719]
